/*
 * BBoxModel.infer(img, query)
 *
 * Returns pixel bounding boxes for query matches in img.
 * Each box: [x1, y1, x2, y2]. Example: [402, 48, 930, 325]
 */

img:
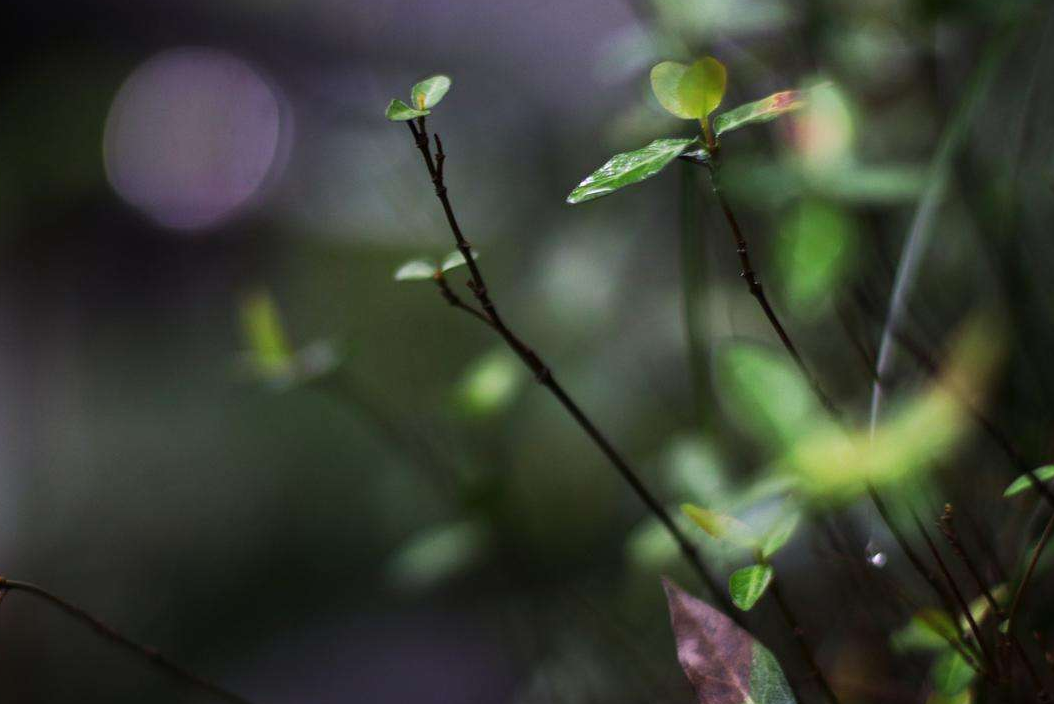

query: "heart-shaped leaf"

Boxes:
[662, 578, 796, 704]
[1003, 465, 1054, 497]
[411, 75, 452, 110]
[730, 564, 774, 611]
[566, 138, 694, 204]
[394, 259, 438, 282]
[714, 90, 806, 137]
[386, 99, 430, 121]
[650, 58, 727, 120]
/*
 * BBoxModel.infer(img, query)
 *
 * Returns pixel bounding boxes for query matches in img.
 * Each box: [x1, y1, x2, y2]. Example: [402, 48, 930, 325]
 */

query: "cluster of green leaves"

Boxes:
[393, 249, 477, 282]
[385, 75, 452, 121]
[566, 56, 811, 204]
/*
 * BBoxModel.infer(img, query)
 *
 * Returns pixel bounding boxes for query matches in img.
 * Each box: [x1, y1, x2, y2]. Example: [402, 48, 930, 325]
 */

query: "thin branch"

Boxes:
[401, 119, 737, 619]
[1007, 512, 1054, 637]
[909, 511, 998, 679]
[0, 578, 253, 704]
[703, 162, 840, 420]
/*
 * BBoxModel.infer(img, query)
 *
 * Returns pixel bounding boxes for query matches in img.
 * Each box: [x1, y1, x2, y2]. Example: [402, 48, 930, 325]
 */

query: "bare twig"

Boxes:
[0, 578, 253, 704]
[400, 119, 737, 618]
[768, 576, 842, 704]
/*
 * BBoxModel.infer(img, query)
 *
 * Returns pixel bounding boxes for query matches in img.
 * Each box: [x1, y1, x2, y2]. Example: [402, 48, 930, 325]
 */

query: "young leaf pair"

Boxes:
[385, 75, 452, 121]
[393, 249, 477, 283]
[682, 504, 801, 610]
[567, 56, 808, 204]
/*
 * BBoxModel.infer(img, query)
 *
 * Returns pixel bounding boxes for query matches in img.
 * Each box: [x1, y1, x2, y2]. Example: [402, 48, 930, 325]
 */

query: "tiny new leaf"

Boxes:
[714, 90, 806, 137]
[567, 138, 694, 204]
[411, 75, 452, 110]
[682, 504, 756, 549]
[662, 577, 796, 704]
[760, 512, 801, 560]
[729, 564, 774, 611]
[394, 259, 438, 282]
[1003, 464, 1054, 497]
[440, 248, 478, 273]
[386, 98, 430, 121]
[650, 58, 727, 120]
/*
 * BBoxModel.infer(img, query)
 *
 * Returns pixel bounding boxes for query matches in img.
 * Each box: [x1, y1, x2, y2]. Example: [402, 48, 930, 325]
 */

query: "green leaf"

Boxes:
[650, 57, 727, 120]
[663, 578, 796, 703]
[760, 512, 801, 560]
[777, 200, 856, 313]
[385, 98, 430, 121]
[891, 609, 959, 652]
[393, 259, 437, 282]
[682, 504, 756, 549]
[714, 89, 806, 136]
[932, 650, 976, 697]
[240, 290, 293, 377]
[410, 75, 451, 110]
[385, 520, 489, 592]
[717, 343, 817, 448]
[457, 348, 524, 415]
[566, 138, 694, 204]
[440, 248, 478, 273]
[1003, 465, 1054, 497]
[730, 564, 774, 611]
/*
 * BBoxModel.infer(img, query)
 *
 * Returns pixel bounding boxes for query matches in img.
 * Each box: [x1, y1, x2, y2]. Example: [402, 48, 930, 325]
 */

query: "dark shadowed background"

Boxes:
[3, 0, 1054, 702]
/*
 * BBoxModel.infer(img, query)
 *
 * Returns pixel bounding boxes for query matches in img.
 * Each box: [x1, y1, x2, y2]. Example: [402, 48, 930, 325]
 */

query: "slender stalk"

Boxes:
[938, 505, 1004, 620]
[909, 511, 998, 679]
[401, 119, 737, 618]
[0, 578, 253, 704]
[703, 162, 840, 420]
[1007, 512, 1054, 637]
[768, 575, 841, 704]
[701, 156, 977, 675]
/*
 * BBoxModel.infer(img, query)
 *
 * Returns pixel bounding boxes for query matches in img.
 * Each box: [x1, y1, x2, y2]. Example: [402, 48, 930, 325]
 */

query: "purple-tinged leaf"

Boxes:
[662, 577, 797, 704]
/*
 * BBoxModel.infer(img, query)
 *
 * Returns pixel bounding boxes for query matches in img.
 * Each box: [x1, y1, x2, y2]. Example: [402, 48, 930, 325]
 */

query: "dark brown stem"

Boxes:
[768, 576, 841, 704]
[402, 120, 737, 619]
[434, 275, 492, 325]
[0, 578, 253, 704]
[939, 505, 1004, 620]
[909, 511, 998, 679]
[1007, 512, 1054, 637]
[704, 163, 841, 420]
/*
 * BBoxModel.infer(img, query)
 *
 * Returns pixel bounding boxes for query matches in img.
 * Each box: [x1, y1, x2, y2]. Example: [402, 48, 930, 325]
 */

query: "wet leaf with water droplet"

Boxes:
[567, 138, 694, 204]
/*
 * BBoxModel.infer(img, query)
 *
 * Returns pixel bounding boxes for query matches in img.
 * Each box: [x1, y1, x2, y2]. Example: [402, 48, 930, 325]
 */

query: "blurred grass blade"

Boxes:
[240, 290, 293, 377]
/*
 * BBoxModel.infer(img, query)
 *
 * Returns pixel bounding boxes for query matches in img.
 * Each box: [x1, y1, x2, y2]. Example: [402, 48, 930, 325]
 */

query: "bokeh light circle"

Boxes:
[103, 47, 285, 231]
